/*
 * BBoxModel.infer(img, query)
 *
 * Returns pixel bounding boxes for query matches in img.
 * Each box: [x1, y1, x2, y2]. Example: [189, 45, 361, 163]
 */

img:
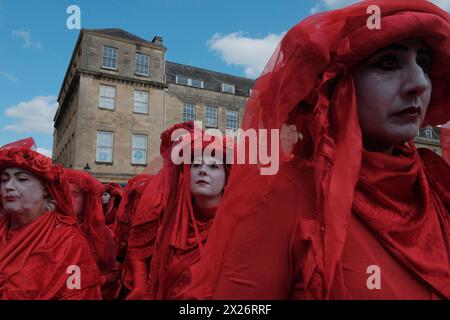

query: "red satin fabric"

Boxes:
[185, 0, 450, 300]
[0, 211, 102, 300]
[103, 183, 123, 226]
[63, 169, 118, 298]
[126, 122, 232, 299]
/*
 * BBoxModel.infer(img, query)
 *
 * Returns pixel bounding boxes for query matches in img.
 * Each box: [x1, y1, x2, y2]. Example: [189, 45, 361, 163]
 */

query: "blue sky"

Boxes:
[0, 0, 449, 156]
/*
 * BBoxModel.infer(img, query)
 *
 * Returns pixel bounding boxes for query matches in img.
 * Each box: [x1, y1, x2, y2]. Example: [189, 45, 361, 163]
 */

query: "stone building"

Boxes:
[53, 28, 254, 182]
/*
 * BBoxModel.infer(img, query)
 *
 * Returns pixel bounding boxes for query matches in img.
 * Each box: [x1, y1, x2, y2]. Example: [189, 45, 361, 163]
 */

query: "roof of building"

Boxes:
[165, 61, 255, 97]
[84, 28, 163, 47]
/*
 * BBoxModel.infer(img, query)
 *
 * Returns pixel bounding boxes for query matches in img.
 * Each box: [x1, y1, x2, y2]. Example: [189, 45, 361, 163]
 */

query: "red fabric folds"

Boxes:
[0, 211, 102, 299]
[63, 169, 118, 298]
[103, 183, 123, 226]
[185, 0, 450, 300]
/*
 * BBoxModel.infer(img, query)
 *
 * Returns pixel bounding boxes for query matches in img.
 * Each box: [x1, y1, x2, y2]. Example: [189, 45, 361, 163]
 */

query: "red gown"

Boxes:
[0, 211, 102, 300]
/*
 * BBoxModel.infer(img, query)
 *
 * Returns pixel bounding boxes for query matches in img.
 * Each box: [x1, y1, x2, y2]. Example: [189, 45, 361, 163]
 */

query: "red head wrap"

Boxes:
[187, 0, 450, 300]
[0, 147, 73, 217]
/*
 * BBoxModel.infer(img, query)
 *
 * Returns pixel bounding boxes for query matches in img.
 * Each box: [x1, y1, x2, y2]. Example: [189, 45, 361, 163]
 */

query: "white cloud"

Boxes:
[12, 30, 42, 49]
[429, 0, 450, 11]
[37, 147, 52, 158]
[4, 96, 57, 134]
[207, 31, 285, 78]
[0, 71, 17, 82]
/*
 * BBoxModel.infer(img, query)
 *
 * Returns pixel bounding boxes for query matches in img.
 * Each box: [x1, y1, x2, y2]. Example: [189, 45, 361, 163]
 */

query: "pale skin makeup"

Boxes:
[1, 167, 48, 229]
[190, 156, 226, 209]
[68, 183, 86, 224]
[102, 192, 111, 205]
[352, 38, 432, 154]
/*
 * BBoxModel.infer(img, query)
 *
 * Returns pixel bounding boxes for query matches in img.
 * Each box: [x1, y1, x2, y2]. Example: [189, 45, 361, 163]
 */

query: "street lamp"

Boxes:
[83, 163, 91, 173]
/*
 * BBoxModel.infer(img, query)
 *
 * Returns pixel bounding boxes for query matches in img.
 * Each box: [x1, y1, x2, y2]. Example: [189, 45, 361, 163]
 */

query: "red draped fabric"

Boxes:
[63, 169, 118, 299]
[185, 0, 450, 300]
[103, 183, 123, 226]
[126, 121, 233, 299]
[441, 122, 450, 165]
[0, 212, 102, 299]
[0, 147, 102, 300]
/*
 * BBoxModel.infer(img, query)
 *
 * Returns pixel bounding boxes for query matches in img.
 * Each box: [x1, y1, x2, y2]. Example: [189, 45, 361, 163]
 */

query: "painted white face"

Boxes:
[102, 192, 111, 205]
[190, 155, 226, 208]
[69, 183, 85, 223]
[1, 167, 46, 216]
[353, 38, 432, 152]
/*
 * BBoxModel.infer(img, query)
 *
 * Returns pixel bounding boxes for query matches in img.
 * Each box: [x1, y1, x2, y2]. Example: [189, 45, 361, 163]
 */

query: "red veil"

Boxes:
[63, 169, 117, 276]
[186, 0, 450, 299]
[103, 183, 124, 225]
[127, 121, 233, 299]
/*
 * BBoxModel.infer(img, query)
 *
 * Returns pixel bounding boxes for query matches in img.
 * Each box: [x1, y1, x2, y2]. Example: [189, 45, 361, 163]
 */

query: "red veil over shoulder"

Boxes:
[186, 0, 450, 300]
[127, 121, 234, 299]
[63, 169, 117, 275]
[103, 183, 123, 225]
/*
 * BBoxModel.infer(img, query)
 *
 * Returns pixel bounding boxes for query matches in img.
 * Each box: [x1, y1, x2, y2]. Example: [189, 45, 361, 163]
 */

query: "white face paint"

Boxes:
[353, 38, 432, 153]
[190, 155, 226, 209]
[1, 167, 46, 217]
[102, 192, 111, 205]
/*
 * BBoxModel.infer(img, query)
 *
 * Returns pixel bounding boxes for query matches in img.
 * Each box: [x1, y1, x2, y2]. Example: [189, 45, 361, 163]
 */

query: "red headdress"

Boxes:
[0, 147, 73, 217]
[127, 121, 234, 299]
[63, 169, 116, 274]
[103, 183, 124, 225]
[187, 0, 450, 300]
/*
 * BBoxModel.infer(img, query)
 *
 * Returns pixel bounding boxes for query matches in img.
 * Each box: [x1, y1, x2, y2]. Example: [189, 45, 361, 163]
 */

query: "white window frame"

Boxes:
[96, 131, 114, 163]
[221, 83, 235, 94]
[102, 46, 118, 70]
[133, 90, 149, 114]
[132, 134, 148, 165]
[99, 85, 116, 110]
[226, 110, 238, 130]
[175, 75, 204, 88]
[183, 103, 196, 122]
[135, 53, 150, 76]
[205, 106, 218, 128]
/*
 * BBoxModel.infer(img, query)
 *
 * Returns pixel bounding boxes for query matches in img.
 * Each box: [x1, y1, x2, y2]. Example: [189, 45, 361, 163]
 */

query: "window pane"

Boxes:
[222, 83, 235, 94]
[226, 110, 238, 129]
[205, 106, 217, 127]
[183, 103, 195, 122]
[134, 90, 148, 113]
[96, 132, 113, 162]
[132, 134, 147, 164]
[135, 53, 150, 75]
[102, 47, 118, 69]
[99, 85, 115, 110]
[191, 79, 203, 88]
[176, 75, 189, 85]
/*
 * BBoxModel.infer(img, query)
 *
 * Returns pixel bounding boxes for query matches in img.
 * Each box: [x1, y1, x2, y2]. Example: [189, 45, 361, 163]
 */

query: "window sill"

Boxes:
[95, 161, 113, 165]
[98, 107, 116, 111]
[135, 72, 150, 77]
[131, 163, 147, 167]
[101, 66, 118, 71]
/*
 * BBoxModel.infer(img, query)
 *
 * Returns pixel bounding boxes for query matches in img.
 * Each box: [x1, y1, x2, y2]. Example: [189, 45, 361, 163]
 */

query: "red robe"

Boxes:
[186, 146, 450, 299]
[0, 211, 102, 300]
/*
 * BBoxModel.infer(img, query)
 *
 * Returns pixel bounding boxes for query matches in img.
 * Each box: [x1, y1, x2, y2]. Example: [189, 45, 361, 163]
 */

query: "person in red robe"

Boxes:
[102, 183, 123, 226]
[112, 173, 152, 299]
[125, 121, 234, 299]
[63, 169, 118, 299]
[0, 147, 102, 300]
[185, 0, 450, 300]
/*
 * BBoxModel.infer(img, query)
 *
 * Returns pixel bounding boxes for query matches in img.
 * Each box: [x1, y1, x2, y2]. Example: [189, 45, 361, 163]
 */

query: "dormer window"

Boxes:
[222, 83, 235, 94]
[175, 75, 204, 88]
